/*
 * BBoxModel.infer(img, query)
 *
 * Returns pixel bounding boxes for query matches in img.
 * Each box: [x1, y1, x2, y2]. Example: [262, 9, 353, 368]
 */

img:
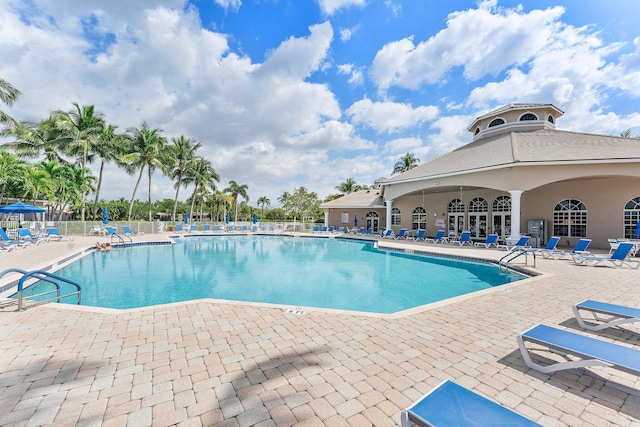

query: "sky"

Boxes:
[2, 0, 640, 207]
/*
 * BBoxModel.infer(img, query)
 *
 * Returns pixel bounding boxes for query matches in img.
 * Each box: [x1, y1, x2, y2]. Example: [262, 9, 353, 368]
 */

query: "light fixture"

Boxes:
[433, 213, 437, 217]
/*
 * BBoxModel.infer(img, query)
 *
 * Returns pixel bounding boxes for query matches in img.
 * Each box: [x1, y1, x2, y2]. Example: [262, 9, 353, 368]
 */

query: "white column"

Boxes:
[324, 211, 329, 228]
[508, 190, 523, 243]
[385, 199, 393, 232]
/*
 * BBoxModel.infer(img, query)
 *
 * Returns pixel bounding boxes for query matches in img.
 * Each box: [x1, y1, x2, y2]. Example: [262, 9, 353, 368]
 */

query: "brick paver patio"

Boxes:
[1, 235, 639, 426]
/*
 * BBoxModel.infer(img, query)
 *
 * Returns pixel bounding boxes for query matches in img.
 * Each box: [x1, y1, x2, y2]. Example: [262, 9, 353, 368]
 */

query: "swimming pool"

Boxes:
[20, 236, 525, 314]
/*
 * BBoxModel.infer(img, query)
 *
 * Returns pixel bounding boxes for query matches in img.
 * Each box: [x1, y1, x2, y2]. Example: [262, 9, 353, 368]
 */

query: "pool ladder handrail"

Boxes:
[0, 268, 82, 311]
[499, 248, 536, 272]
[109, 230, 133, 245]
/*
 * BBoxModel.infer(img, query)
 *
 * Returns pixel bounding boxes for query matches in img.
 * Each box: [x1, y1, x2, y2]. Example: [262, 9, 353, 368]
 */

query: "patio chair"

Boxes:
[174, 224, 183, 233]
[337, 227, 345, 233]
[365, 228, 373, 235]
[573, 299, 640, 332]
[0, 229, 30, 250]
[607, 238, 620, 255]
[526, 236, 560, 255]
[313, 225, 320, 233]
[449, 230, 472, 246]
[46, 227, 74, 241]
[497, 236, 531, 251]
[517, 324, 640, 374]
[394, 228, 408, 239]
[474, 233, 499, 248]
[412, 229, 426, 241]
[541, 238, 590, 259]
[16, 228, 49, 244]
[381, 229, 394, 239]
[400, 379, 540, 427]
[122, 225, 144, 236]
[424, 230, 446, 244]
[203, 224, 211, 232]
[572, 242, 639, 268]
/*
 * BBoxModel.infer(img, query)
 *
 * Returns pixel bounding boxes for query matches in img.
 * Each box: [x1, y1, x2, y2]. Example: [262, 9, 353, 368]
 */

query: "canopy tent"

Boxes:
[0, 202, 47, 230]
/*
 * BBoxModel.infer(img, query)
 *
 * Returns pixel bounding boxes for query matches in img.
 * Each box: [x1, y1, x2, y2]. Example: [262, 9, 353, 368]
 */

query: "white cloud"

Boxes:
[214, 0, 241, 11]
[347, 99, 439, 134]
[317, 0, 365, 16]
[337, 63, 364, 86]
[371, 0, 565, 91]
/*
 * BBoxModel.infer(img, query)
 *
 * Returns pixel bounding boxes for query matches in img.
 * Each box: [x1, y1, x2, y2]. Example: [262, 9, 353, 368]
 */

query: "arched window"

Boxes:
[468, 197, 488, 212]
[488, 118, 505, 128]
[553, 199, 587, 237]
[547, 115, 554, 124]
[623, 197, 640, 238]
[391, 207, 401, 226]
[412, 207, 426, 230]
[492, 195, 511, 212]
[519, 113, 538, 121]
[448, 199, 465, 213]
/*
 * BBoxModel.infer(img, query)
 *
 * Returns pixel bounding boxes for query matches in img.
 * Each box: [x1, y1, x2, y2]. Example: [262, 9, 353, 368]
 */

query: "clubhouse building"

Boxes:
[321, 103, 640, 249]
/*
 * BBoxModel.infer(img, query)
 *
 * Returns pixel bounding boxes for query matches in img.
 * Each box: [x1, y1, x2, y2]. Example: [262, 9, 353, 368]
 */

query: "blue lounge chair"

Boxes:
[401, 379, 540, 427]
[337, 227, 345, 233]
[412, 229, 426, 241]
[424, 230, 446, 244]
[313, 225, 320, 233]
[0, 229, 29, 250]
[188, 225, 197, 233]
[203, 224, 211, 232]
[573, 299, 640, 332]
[449, 230, 472, 246]
[357, 227, 365, 234]
[474, 233, 499, 248]
[527, 236, 560, 255]
[497, 236, 531, 251]
[541, 238, 590, 259]
[47, 227, 74, 241]
[381, 229, 394, 239]
[394, 228, 408, 239]
[517, 324, 640, 374]
[214, 225, 222, 232]
[572, 242, 639, 268]
[174, 224, 183, 233]
[122, 225, 144, 236]
[328, 226, 335, 233]
[365, 228, 373, 235]
[16, 228, 49, 244]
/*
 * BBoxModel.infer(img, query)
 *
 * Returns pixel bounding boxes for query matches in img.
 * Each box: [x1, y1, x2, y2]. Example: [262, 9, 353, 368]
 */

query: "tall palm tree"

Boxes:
[1, 117, 67, 162]
[392, 152, 420, 175]
[53, 103, 105, 220]
[183, 156, 219, 221]
[224, 180, 249, 222]
[91, 124, 128, 219]
[0, 77, 21, 128]
[122, 122, 168, 221]
[168, 136, 202, 222]
[257, 196, 270, 215]
[335, 177, 362, 194]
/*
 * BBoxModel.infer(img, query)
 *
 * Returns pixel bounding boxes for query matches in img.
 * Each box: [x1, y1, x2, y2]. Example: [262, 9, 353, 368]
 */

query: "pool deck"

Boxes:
[1, 233, 639, 426]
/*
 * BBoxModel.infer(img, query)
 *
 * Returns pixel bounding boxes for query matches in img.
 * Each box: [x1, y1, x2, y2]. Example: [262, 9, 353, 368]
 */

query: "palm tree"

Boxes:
[91, 124, 128, 219]
[224, 180, 249, 222]
[392, 152, 420, 175]
[183, 156, 219, 221]
[0, 151, 27, 203]
[122, 122, 168, 221]
[168, 136, 202, 222]
[1, 117, 67, 162]
[335, 177, 363, 194]
[620, 129, 639, 138]
[257, 196, 270, 215]
[0, 77, 21, 128]
[53, 103, 105, 221]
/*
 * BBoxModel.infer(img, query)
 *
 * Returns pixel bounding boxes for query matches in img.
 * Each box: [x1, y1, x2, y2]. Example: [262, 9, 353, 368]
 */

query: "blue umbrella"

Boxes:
[0, 201, 45, 214]
[253, 213, 258, 224]
[102, 207, 109, 224]
[225, 213, 230, 224]
[184, 212, 188, 224]
[354, 214, 358, 227]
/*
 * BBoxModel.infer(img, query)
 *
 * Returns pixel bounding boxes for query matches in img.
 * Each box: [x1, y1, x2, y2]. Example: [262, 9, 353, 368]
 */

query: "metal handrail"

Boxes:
[499, 248, 536, 272]
[0, 268, 81, 311]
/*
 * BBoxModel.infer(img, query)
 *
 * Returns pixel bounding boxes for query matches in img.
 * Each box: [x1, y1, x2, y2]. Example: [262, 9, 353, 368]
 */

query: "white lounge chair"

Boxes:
[572, 242, 639, 268]
[517, 324, 640, 374]
[474, 233, 498, 248]
[401, 379, 540, 427]
[541, 238, 590, 259]
[497, 236, 530, 251]
[47, 227, 74, 241]
[449, 230, 472, 246]
[573, 299, 640, 331]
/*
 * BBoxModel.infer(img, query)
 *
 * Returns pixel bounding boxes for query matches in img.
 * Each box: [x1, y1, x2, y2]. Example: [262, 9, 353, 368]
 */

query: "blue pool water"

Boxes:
[21, 236, 525, 314]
